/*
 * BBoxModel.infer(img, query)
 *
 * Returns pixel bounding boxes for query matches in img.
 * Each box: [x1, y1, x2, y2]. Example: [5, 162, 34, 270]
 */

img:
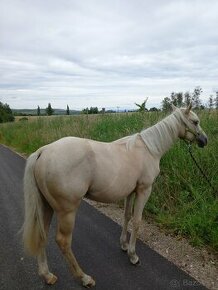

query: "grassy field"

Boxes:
[0, 111, 217, 251]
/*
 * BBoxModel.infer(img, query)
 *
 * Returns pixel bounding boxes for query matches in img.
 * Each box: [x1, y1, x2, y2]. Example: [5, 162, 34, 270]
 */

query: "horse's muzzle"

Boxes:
[196, 134, 208, 148]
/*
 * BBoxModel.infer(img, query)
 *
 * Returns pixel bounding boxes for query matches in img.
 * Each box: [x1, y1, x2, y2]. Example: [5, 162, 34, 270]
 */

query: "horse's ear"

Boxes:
[185, 103, 192, 115]
[171, 104, 177, 111]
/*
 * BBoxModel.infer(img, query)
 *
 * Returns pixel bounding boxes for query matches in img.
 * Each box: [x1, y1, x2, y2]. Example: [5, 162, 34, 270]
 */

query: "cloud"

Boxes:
[0, 0, 218, 109]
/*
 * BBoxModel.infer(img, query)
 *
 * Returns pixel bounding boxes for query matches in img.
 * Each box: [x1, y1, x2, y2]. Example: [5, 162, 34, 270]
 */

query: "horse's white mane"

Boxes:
[140, 110, 182, 156]
[115, 110, 184, 156]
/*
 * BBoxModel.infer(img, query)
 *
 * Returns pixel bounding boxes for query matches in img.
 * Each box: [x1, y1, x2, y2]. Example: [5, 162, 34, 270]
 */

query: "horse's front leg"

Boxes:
[120, 192, 135, 251]
[128, 186, 152, 265]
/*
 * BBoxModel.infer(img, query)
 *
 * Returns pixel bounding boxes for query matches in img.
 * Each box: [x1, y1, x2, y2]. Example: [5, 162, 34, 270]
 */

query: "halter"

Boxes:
[184, 126, 199, 140]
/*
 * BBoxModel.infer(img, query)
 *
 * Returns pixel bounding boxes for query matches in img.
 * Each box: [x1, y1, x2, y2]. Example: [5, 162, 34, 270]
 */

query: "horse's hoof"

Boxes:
[82, 275, 96, 288]
[134, 259, 141, 266]
[130, 255, 140, 265]
[45, 273, 58, 285]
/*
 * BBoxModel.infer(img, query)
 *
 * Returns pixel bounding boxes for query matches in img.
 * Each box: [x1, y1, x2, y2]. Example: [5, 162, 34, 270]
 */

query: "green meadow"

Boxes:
[0, 111, 217, 251]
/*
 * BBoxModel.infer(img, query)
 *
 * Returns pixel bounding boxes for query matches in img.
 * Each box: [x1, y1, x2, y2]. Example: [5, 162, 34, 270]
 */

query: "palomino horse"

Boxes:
[22, 104, 207, 287]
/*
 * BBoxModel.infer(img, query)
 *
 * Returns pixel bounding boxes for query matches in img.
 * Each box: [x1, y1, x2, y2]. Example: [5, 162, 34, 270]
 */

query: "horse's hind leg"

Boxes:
[120, 192, 134, 251]
[38, 248, 57, 284]
[56, 205, 95, 288]
[37, 202, 57, 284]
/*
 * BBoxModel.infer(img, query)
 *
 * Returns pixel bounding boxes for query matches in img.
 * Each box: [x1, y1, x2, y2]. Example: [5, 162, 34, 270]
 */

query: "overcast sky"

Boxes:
[0, 0, 218, 110]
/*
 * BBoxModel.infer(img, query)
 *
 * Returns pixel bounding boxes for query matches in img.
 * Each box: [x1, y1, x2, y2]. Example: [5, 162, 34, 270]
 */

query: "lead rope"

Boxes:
[187, 143, 217, 198]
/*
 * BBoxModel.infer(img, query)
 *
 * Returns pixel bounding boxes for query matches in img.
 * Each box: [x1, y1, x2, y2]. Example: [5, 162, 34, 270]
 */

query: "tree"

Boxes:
[208, 95, 214, 111]
[82, 107, 89, 115]
[175, 92, 183, 107]
[135, 98, 148, 112]
[215, 92, 218, 109]
[45, 103, 54, 116]
[192, 86, 202, 109]
[170, 92, 183, 107]
[184, 91, 191, 106]
[66, 105, 70, 115]
[170, 92, 176, 106]
[161, 97, 171, 111]
[0, 101, 15, 123]
[37, 105, 41, 116]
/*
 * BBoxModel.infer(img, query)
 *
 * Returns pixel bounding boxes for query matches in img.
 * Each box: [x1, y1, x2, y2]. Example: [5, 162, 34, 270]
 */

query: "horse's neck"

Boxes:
[140, 113, 180, 158]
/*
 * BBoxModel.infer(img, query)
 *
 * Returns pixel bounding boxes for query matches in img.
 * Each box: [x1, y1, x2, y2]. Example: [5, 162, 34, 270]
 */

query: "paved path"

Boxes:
[0, 144, 207, 290]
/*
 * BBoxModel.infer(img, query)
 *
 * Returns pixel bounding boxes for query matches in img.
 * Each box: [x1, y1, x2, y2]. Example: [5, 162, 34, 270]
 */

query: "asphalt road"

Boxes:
[0, 144, 207, 290]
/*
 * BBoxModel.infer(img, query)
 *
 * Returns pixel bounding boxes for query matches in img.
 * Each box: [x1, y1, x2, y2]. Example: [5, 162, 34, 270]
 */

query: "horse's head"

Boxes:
[172, 104, 208, 148]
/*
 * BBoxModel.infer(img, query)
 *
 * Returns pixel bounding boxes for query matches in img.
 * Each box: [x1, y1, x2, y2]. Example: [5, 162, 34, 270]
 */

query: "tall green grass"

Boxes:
[0, 112, 217, 250]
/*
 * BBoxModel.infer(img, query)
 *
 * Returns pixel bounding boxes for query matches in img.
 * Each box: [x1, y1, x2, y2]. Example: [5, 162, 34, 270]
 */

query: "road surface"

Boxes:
[0, 144, 207, 290]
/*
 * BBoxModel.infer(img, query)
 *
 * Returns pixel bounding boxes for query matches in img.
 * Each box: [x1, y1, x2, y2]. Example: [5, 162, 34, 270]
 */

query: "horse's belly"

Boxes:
[85, 191, 128, 203]
[87, 179, 136, 203]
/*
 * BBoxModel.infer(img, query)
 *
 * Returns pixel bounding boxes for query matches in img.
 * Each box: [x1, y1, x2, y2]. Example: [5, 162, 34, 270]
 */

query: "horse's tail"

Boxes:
[22, 149, 47, 256]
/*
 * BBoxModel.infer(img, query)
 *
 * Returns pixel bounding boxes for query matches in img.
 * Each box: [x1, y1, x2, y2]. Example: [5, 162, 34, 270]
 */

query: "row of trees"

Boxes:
[37, 104, 70, 116]
[162, 87, 218, 111]
[37, 103, 55, 116]
[82, 107, 99, 114]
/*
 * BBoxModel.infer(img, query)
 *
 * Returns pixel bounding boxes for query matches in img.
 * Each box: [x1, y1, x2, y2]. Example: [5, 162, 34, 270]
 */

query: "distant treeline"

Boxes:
[13, 108, 81, 116]
[1, 87, 218, 123]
